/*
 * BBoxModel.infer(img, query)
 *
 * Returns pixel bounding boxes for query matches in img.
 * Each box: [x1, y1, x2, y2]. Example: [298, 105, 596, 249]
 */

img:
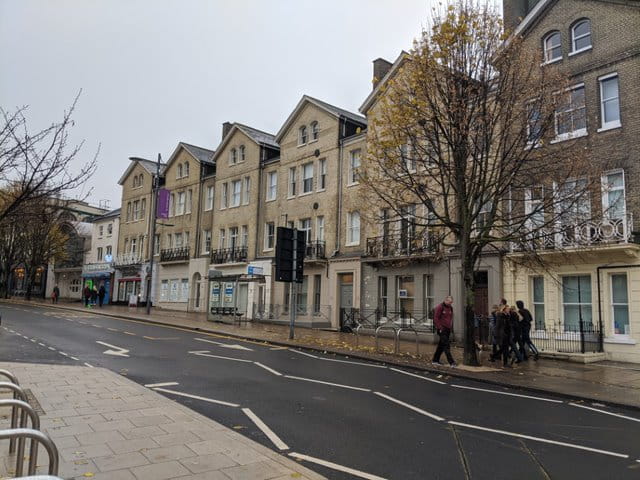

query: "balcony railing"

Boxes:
[305, 241, 326, 260]
[365, 233, 439, 259]
[113, 253, 144, 266]
[511, 213, 635, 252]
[210, 246, 248, 264]
[160, 246, 190, 262]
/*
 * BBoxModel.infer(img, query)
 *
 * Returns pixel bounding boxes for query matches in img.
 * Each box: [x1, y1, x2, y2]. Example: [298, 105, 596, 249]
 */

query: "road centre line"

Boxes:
[107, 328, 118, 332]
[84, 362, 94, 368]
[289, 452, 388, 480]
[373, 392, 445, 422]
[59, 352, 68, 357]
[123, 331, 136, 336]
[568, 402, 640, 423]
[389, 367, 447, 385]
[450, 384, 563, 403]
[153, 387, 240, 407]
[448, 421, 629, 459]
[284, 375, 371, 392]
[48, 347, 56, 351]
[254, 362, 282, 376]
[92, 324, 101, 328]
[38, 343, 45, 347]
[188, 351, 253, 363]
[70, 356, 79, 361]
[145, 382, 180, 388]
[288, 349, 318, 359]
[242, 408, 289, 450]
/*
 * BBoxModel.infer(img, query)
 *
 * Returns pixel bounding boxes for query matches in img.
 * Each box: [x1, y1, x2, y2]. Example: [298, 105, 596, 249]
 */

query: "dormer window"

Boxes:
[184, 161, 189, 177]
[239, 145, 246, 162]
[299, 126, 308, 145]
[230, 148, 237, 165]
[543, 31, 562, 63]
[177, 163, 183, 179]
[571, 19, 591, 54]
[311, 121, 319, 141]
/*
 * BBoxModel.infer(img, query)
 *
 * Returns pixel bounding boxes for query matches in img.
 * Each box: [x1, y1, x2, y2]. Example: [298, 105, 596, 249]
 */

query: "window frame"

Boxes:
[203, 229, 212, 254]
[239, 145, 246, 162]
[553, 83, 587, 142]
[267, 171, 277, 201]
[610, 273, 630, 336]
[601, 169, 626, 220]
[348, 149, 361, 186]
[318, 158, 327, 191]
[302, 162, 314, 194]
[242, 177, 251, 205]
[229, 148, 237, 165]
[298, 126, 308, 146]
[231, 180, 241, 207]
[346, 211, 361, 246]
[288, 167, 297, 198]
[597, 73, 621, 132]
[569, 19, 592, 55]
[316, 216, 324, 242]
[542, 30, 562, 64]
[205, 186, 214, 211]
[531, 276, 545, 330]
[221, 183, 228, 209]
[265, 222, 275, 251]
[310, 121, 319, 142]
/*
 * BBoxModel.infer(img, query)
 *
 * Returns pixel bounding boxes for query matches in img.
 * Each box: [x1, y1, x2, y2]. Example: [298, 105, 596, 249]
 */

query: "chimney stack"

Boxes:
[222, 122, 233, 140]
[502, 0, 540, 33]
[372, 58, 393, 88]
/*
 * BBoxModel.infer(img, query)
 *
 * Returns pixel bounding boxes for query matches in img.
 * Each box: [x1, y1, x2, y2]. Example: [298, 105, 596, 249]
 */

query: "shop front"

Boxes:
[81, 263, 115, 304]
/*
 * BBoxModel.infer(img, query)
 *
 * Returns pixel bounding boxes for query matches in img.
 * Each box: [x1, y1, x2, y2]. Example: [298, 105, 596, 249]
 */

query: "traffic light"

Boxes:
[275, 227, 305, 283]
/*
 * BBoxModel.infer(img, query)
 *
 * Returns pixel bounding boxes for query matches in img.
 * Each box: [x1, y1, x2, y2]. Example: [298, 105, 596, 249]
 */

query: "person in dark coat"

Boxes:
[517, 300, 539, 361]
[508, 306, 524, 364]
[488, 304, 499, 361]
[432, 296, 457, 367]
[90, 286, 98, 306]
[83, 285, 91, 307]
[493, 306, 511, 367]
[98, 284, 106, 308]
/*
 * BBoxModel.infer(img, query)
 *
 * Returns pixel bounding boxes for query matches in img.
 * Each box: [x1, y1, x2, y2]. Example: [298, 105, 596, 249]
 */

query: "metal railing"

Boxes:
[531, 321, 603, 354]
[365, 232, 440, 258]
[252, 303, 332, 327]
[210, 246, 248, 264]
[305, 241, 326, 260]
[160, 246, 190, 262]
[113, 253, 144, 266]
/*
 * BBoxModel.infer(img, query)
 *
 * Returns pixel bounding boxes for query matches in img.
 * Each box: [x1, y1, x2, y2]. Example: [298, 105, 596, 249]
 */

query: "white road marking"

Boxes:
[254, 362, 282, 376]
[242, 408, 289, 450]
[144, 382, 180, 388]
[84, 362, 94, 368]
[270, 346, 288, 351]
[288, 349, 317, 359]
[143, 336, 179, 340]
[284, 375, 370, 392]
[194, 337, 253, 351]
[373, 392, 445, 422]
[390, 367, 447, 384]
[92, 325, 101, 328]
[59, 352, 68, 357]
[38, 343, 46, 347]
[569, 402, 640, 423]
[96, 341, 130, 357]
[153, 387, 240, 407]
[289, 452, 388, 480]
[70, 356, 79, 361]
[107, 328, 118, 332]
[48, 347, 56, 351]
[123, 331, 136, 336]
[449, 421, 629, 458]
[188, 350, 253, 363]
[320, 357, 386, 368]
[450, 384, 563, 403]
[29, 339, 36, 343]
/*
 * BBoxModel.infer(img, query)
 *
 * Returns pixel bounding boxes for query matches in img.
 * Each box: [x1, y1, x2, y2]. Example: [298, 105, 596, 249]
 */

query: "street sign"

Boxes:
[248, 265, 264, 275]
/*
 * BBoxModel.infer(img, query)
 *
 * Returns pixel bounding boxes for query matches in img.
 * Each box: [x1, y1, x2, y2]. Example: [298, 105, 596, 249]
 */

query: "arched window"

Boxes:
[239, 145, 245, 162]
[133, 176, 138, 188]
[184, 162, 189, 177]
[543, 31, 562, 62]
[138, 174, 143, 186]
[230, 148, 237, 165]
[571, 19, 591, 53]
[299, 126, 308, 145]
[177, 163, 183, 178]
[311, 121, 319, 141]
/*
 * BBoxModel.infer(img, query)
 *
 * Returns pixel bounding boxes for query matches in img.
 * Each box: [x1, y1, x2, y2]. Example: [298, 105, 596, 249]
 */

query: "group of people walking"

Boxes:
[489, 299, 539, 367]
[83, 284, 106, 308]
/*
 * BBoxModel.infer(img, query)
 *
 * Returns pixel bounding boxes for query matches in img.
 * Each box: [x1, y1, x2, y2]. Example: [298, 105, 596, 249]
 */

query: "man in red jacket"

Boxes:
[432, 295, 457, 367]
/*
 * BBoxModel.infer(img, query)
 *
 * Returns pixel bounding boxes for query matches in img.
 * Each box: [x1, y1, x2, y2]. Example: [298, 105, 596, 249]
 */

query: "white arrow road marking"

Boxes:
[188, 350, 253, 363]
[145, 382, 179, 388]
[568, 402, 640, 423]
[242, 408, 289, 450]
[153, 387, 240, 407]
[373, 392, 445, 422]
[195, 337, 253, 351]
[96, 341, 130, 357]
[451, 384, 563, 403]
[289, 452, 388, 480]
[390, 367, 447, 385]
[448, 421, 630, 459]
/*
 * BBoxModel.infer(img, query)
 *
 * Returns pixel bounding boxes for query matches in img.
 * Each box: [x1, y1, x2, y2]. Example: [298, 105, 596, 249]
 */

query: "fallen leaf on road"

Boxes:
[83, 473, 94, 477]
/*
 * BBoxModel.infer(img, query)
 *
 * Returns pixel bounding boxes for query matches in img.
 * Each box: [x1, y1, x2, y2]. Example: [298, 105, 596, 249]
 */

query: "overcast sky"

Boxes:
[0, 0, 497, 209]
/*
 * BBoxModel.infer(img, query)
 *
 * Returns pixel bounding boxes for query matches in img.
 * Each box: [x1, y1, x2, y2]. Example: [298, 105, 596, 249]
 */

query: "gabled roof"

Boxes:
[210, 123, 278, 164]
[117, 158, 166, 185]
[164, 142, 216, 172]
[275, 95, 367, 143]
[359, 51, 409, 115]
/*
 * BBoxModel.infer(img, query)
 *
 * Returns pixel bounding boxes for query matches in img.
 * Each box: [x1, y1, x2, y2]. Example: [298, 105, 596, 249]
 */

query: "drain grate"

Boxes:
[23, 389, 46, 416]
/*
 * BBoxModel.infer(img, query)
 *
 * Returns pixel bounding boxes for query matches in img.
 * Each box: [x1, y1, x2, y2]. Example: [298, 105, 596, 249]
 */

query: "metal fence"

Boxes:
[340, 308, 436, 333]
[251, 303, 332, 327]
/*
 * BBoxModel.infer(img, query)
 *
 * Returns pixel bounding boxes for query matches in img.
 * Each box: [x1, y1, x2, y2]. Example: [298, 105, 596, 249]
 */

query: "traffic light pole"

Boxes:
[289, 228, 297, 340]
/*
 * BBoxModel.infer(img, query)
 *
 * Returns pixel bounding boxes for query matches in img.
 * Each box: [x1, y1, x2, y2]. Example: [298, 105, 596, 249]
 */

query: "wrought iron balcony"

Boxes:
[113, 253, 144, 266]
[510, 213, 636, 252]
[160, 246, 190, 262]
[210, 246, 248, 264]
[365, 232, 439, 259]
[305, 241, 326, 260]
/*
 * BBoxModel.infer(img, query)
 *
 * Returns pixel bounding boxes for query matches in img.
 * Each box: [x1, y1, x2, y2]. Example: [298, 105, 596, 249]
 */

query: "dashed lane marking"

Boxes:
[144, 382, 180, 388]
[288, 349, 318, 359]
[188, 351, 253, 363]
[568, 402, 640, 423]
[389, 367, 447, 385]
[84, 362, 94, 368]
[153, 387, 240, 407]
[373, 392, 445, 422]
[450, 384, 563, 403]
[48, 347, 56, 351]
[123, 331, 136, 336]
[70, 356, 79, 361]
[289, 452, 388, 480]
[284, 375, 370, 392]
[59, 352, 68, 357]
[92, 325, 101, 328]
[38, 343, 45, 347]
[319, 357, 386, 368]
[448, 421, 630, 459]
[242, 408, 289, 450]
[254, 362, 282, 376]
[143, 336, 179, 340]
[107, 328, 118, 332]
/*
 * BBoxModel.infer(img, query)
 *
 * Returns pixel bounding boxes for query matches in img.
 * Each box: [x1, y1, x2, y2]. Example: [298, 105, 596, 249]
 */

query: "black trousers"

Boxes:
[433, 328, 455, 364]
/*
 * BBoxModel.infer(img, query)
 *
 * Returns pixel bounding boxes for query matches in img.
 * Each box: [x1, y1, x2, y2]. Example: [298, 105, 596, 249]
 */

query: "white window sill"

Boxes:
[604, 336, 636, 345]
[286, 195, 296, 200]
[347, 182, 359, 187]
[204, 208, 213, 212]
[550, 129, 588, 144]
[597, 122, 621, 133]
[345, 242, 360, 247]
[299, 191, 313, 197]
[297, 143, 307, 148]
[309, 139, 318, 144]
[263, 247, 274, 252]
[525, 141, 542, 150]
[316, 188, 326, 193]
[265, 198, 276, 203]
[541, 57, 562, 66]
[568, 46, 592, 57]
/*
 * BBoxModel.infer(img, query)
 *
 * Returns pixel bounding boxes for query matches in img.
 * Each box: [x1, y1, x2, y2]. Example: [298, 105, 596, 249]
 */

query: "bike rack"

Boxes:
[396, 327, 420, 355]
[0, 381, 29, 454]
[375, 324, 399, 353]
[0, 428, 59, 476]
[0, 399, 41, 477]
[0, 369, 20, 455]
[0, 369, 20, 385]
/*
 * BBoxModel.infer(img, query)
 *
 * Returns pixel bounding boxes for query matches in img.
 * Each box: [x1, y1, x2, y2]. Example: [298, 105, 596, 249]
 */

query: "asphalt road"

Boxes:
[1, 303, 640, 480]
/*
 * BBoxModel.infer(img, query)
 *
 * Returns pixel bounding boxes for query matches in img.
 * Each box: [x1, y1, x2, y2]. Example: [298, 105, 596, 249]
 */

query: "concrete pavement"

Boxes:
[4, 298, 640, 411]
[0, 361, 326, 480]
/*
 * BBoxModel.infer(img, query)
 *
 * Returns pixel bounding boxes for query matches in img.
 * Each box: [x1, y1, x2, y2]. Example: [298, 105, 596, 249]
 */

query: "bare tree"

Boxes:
[0, 92, 98, 222]
[361, 0, 602, 365]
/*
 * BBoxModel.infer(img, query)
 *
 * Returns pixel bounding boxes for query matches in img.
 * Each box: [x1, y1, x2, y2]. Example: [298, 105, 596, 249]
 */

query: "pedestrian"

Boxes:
[494, 305, 511, 367]
[508, 305, 524, 364]
[516, 300, 539, 361]
[432, 295, 458, 367]
[53, 285, 60, 304]
[488, 304, 499, 361]
[83, 285, 91, 307]
[98, 284, 106, 308]
[91, 285, 98, 306]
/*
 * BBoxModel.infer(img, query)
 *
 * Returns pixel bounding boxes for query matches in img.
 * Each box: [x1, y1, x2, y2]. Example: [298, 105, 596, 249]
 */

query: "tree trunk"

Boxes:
[462, 258, 480, 366]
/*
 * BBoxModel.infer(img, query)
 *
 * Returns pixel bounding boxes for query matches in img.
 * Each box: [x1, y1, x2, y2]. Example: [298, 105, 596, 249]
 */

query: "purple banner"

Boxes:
[157, 188, 170, 219]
